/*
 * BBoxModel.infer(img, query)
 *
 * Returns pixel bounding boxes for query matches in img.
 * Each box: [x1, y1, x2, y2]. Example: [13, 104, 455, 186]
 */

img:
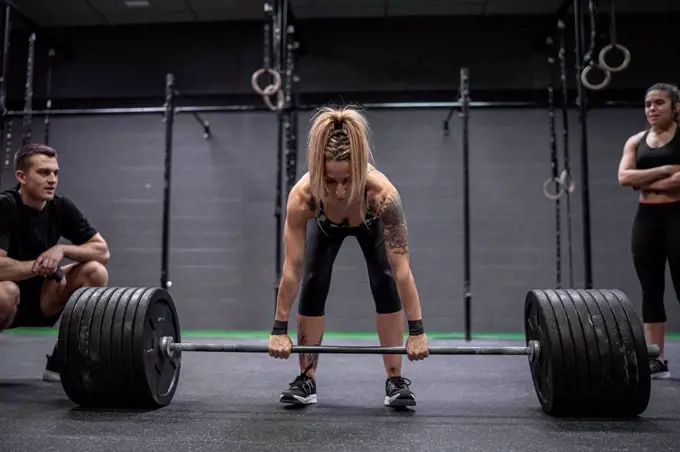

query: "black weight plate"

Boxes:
[99, 287, 137, 406]
[550, 289, 592, 416]
[116, 287, 148, 407]
[611, 289, 651, 415]
[602, 289, 651, 416]
[577, 290, 618, 415]
[542, 289, 578, 416]
[73, 286, 104, 398]
[78, 287, 118, 404]
[524, 289, 566, 415]
[131, 287, 181, 408]
[587, 289, 627, 416]
[564, 289, 605, 416]
[61, 287, 106, 406]
[599, 289, 637, 412]
[87, 287, 126, 403]
[108, 288, 139, 399]
[58, 287, 95, 406]
[545, 290, 589, 416]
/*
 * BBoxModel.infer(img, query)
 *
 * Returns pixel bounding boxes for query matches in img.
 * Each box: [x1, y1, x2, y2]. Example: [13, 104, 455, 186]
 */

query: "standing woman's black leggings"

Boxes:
[631, 201, 680, 323]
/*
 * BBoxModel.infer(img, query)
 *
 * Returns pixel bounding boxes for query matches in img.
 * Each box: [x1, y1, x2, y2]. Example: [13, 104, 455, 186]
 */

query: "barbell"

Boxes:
[56, 286, 656, 418]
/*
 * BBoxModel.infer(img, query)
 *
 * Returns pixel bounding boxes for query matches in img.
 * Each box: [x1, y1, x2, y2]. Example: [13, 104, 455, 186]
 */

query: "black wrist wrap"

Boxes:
[271, 320, 288, 335]
[408, 319, 424, 336]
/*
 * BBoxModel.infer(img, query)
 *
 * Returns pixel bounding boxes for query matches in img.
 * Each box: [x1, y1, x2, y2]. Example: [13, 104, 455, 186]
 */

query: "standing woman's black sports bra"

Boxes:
[635, 127, 680, 169]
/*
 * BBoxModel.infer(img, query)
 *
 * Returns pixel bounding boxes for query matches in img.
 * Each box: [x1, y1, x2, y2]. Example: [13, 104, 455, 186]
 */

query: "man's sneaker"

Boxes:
[384, 376, 415, 407]
[42, 349, 60, 382]
[280, 374, 317, 405]
[650, 357, 671, 379]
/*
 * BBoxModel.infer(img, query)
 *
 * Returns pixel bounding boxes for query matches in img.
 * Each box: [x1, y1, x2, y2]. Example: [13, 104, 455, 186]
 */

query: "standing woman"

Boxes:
[618, 83, 680, 379]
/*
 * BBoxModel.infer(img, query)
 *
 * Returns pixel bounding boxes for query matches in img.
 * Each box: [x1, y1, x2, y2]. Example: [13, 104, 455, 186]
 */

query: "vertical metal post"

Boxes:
[0, 5, 11, 188]
[460, 67, 471, 342]
[161, 73, 175, 290]
[573, 0, 593, 288]
[546, 45, 562, 288]
[44, 49, 54, 145]
[557, 20, 574, 288]
[284, 24, 298, 196]
[22, 32, 35, 145]
[273, 0, 288, 306]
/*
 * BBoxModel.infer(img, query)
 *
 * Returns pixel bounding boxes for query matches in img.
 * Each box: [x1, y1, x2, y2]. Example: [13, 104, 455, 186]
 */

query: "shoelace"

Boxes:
[289, 374, 314, 391]
[649, 358, 667, 371]
[388, 376, 412, 390]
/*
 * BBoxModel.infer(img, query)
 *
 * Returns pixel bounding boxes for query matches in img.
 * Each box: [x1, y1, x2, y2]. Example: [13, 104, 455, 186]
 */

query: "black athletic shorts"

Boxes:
[8, 276, 62, 328]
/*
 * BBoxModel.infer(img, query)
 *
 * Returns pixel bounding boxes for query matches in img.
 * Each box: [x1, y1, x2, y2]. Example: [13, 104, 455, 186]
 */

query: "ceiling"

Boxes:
[10, 0, 680, 28]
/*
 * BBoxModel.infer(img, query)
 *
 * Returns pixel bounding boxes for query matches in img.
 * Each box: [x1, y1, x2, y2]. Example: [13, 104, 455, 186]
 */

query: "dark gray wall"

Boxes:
[3, 13, 680, 105]
[3, 106, 678, 334]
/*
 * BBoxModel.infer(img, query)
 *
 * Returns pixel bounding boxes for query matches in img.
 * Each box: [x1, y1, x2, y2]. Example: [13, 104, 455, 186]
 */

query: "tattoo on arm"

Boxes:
[375, 190, 409, 255]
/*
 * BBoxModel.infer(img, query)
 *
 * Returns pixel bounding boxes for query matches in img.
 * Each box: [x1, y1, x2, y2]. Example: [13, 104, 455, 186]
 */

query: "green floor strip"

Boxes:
[5, 328, 680, 341]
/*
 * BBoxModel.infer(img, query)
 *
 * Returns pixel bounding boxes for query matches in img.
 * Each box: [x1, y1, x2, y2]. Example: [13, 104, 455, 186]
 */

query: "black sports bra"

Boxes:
[636, 128, 680, 170]
[315, 189, 377, 229]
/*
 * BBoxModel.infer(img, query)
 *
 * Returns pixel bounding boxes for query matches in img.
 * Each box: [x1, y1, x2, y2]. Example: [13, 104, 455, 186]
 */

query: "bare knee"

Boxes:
[0, 281, 20, 328]
[77, 261, 109, 287]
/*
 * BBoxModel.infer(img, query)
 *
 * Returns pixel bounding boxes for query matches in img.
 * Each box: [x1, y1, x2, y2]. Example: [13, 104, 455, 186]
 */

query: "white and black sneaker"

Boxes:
[384, 376, 415, 408]
[650, 358, 671, 379]
[280, 374, 317, 405]
[42, 344, 60, 383]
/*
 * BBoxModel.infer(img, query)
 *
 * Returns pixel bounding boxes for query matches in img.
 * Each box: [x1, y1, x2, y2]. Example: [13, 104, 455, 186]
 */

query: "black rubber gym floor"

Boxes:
[1, 335, 679, 452]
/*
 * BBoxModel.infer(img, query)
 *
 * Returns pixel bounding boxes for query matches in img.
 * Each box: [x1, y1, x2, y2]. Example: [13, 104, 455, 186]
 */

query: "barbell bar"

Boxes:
[159, 337, 545, 357]
[56, 286, 656, 418]
[159, 338, 659, 359]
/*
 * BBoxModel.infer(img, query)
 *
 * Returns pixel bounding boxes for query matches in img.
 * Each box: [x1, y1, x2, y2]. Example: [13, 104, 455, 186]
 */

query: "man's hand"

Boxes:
[268, 333, 293, 359]
[405, 333, 429, 361]
[53, 274, 67, 293]
[32, 245, 64, 277]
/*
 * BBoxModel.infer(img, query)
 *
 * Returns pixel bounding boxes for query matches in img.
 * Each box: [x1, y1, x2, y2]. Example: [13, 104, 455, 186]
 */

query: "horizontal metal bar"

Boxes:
[166, 340, 660, 359]
[5, 105, 264, 117]
[3, 99, 641, 118]
[168, 342, 532, 355]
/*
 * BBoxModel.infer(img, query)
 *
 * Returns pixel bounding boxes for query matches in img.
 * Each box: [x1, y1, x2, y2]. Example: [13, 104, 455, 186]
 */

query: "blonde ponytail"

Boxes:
[307, 105, 374, 208]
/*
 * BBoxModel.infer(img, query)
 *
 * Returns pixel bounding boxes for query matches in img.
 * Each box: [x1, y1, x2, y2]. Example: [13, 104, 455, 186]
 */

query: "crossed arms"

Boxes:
[0, 234, 109, 282]
[618, 133, 680, 192]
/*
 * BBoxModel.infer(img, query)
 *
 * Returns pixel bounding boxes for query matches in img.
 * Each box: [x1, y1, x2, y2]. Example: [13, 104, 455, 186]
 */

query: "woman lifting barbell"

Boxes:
[267, 105, 430, 408]
[618, 83, 680, 379]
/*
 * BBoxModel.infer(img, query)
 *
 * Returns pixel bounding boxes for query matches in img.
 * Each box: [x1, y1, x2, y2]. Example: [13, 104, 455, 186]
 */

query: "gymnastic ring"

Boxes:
[581, 63, 611, 91]
[542, 172, 575, 201]
[598, 43, 631, 73]
[251, 67, 281, 96]
[263, 88, 285, 112]
[543, 177, 565, 201]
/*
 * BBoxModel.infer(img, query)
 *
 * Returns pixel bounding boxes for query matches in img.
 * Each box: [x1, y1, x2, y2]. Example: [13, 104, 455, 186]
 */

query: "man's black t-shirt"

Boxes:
[0, 187, 98, 262]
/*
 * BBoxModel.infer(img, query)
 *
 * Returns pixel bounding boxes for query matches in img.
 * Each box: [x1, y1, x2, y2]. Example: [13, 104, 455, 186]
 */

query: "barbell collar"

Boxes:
[648, 343, 660, 358]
